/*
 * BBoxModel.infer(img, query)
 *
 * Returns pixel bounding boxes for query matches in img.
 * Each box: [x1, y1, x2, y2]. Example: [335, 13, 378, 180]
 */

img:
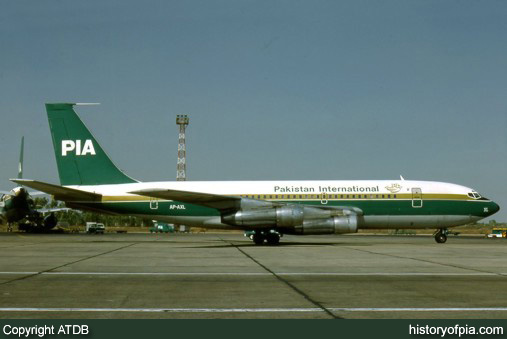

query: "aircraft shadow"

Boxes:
[183, 241, 370, 249]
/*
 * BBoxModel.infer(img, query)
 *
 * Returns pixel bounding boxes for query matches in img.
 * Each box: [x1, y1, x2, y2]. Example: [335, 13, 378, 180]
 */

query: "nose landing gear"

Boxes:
[434, 229, 448, 243]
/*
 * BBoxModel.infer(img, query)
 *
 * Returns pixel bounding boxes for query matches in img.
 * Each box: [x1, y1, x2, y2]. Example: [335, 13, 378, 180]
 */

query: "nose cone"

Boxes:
[488, 201, 500, 216]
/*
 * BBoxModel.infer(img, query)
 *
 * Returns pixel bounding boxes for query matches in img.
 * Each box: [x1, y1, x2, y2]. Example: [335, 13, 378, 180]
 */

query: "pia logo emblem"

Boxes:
[61, 140, 96, 156]
[385, 183, 402, 193]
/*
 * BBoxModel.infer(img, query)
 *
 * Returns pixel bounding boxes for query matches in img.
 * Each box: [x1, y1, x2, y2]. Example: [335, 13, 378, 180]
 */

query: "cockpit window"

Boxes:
[467, 191, 482, 199]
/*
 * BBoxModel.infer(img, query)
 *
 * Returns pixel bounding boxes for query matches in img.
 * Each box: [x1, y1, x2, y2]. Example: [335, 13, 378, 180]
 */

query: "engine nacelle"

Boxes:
[222, 205, 304, 227]
[43, 213, 58, 230]
[222, 205, 344, 228]
[286, 215, 359, 235]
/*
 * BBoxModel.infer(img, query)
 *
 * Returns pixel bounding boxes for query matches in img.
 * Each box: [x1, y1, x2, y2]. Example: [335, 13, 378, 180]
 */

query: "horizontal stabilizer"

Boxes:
[130, 188, 241, 211]
[10, 179, 101, 202]
[38, 207, 71, 213]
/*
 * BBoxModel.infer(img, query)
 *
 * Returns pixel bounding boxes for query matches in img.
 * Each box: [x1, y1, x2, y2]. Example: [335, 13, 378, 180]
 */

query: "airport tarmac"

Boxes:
[0, 232, 506, 319]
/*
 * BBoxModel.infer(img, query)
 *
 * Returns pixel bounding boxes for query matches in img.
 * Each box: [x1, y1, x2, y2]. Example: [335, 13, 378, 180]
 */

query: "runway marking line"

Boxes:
[330, 308, 507, 312]
[0, 272, 504, 276]
[0, 308, 323, 313]
[1, 307, 507, 313]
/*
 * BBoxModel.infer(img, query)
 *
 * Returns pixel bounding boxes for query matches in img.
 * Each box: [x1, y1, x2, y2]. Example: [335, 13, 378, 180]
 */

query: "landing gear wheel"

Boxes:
[435, 232, 447, 244]
[253, 233, 265, 245]
[266, 233, 280, 245]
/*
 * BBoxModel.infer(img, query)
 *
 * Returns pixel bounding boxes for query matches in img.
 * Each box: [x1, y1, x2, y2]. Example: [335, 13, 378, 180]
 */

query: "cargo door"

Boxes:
[150, 198, 158, 210]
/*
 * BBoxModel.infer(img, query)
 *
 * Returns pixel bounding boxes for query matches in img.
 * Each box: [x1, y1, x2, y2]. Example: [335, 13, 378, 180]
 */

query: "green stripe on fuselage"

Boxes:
[71, 198, 495, 219]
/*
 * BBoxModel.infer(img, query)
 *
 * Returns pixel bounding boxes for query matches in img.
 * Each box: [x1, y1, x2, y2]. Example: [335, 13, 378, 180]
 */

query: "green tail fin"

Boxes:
[46, 103, 137, 186]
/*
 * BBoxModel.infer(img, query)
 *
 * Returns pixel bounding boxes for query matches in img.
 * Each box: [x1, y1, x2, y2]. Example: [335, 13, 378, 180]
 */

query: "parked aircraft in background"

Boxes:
[12, 103, 499, 243]
[1, 137, 65, 232]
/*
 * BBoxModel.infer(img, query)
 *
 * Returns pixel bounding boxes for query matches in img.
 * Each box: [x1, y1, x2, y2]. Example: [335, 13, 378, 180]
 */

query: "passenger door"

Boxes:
[411, 188, 423, 208]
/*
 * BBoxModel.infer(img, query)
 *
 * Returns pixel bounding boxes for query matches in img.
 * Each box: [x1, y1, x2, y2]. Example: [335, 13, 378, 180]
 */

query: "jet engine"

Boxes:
[221, 205, 359, 235]
[221, 205, 334, 227]
[43, 213, 58, 230]
[287, 214, 358, 235]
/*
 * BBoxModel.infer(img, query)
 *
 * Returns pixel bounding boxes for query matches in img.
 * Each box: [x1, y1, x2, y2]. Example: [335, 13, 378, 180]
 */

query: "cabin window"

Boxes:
[394, 194, 397, 198]
[388, 194, 391, 199]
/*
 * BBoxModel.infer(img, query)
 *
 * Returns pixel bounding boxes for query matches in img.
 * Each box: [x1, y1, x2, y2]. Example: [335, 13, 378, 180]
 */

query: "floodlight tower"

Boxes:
[176, 115, 189, 181]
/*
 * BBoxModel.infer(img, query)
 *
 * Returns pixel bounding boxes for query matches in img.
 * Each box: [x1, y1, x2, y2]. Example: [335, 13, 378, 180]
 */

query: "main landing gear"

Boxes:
[248, 230, 281, 245]
[434, 228, 448, 244]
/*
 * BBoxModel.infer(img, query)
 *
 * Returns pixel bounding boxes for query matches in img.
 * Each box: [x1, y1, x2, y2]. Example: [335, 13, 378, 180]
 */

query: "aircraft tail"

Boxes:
[46, 103, 138, 186]
[18, 136, 24, 179]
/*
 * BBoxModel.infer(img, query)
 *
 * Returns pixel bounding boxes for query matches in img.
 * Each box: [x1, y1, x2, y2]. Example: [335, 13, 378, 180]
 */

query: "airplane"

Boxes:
[1, 136, 64, 232]
[11, 103, 499, 244]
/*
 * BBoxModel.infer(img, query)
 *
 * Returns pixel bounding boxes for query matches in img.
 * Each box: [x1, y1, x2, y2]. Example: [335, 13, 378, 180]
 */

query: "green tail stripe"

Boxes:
[46, 103, 137, 186]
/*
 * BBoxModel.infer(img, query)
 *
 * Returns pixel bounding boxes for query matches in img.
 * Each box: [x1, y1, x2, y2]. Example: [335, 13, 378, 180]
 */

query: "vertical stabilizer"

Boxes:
[18, 136, 24, 179]
[46, 103, 137, 186]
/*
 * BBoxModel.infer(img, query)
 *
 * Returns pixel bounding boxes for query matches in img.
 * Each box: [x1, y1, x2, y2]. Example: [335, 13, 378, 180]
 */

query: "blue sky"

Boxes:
[1, 1, 506, 220]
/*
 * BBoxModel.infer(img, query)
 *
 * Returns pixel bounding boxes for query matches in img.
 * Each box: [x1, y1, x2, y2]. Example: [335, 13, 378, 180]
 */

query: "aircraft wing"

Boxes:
[129, 188, 242, 211]
[38, 207, 72, 214]
[28, 191, 48, 196]
[10, 179, 101, 202]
